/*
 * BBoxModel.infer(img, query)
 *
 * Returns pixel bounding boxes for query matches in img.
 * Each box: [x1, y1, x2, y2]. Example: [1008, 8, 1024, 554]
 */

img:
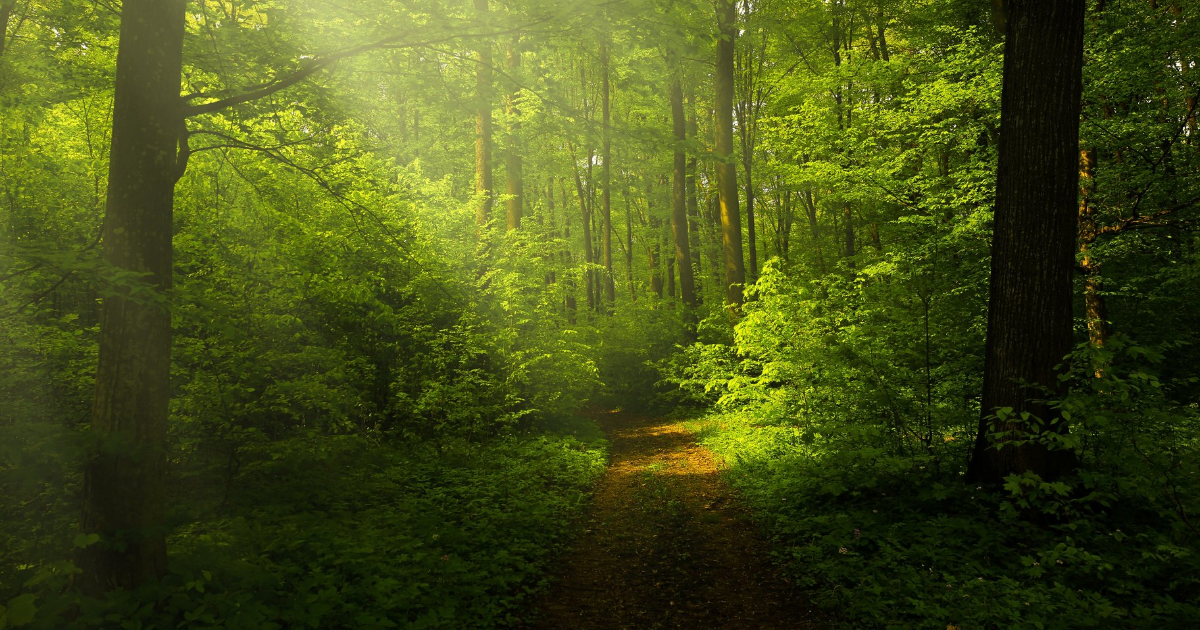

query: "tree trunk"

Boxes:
[650, 217, 664, 298]
[561, 179, 578, 322]
[601, 40, 615, 305]
[802, 188, 827, 274]
[79, 0, 186, 593]
[505, 37, 523, 231]
[685, 88, 703, 294]
[0, 1, 15, 58]
[715, 0, 745, 306]
[571, 148, 595, 312]
[546, 176, 557, 285]
[1077, 148, 1108, 367]
[474, 0, 493, 230]
[623, 184, 636, 300]
[967, 0, 1084, 486]
[843, 203, 856, 271]
[671, 75, 697, 307]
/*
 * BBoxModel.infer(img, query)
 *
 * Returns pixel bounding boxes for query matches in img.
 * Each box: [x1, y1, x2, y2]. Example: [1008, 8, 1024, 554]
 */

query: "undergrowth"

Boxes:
[690, 396, 1200, 629]
[3, 419, 607, 630]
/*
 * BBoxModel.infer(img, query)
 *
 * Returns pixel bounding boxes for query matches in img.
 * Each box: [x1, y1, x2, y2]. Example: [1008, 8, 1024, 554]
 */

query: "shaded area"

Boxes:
[526, 411, 820, 630]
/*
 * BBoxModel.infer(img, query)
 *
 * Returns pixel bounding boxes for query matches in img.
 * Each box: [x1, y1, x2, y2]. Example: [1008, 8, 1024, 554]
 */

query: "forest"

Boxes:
[1, 0, 1199, 628]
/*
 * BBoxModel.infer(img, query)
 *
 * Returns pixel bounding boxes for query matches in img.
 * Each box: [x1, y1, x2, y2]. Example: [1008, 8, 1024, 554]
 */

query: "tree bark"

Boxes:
[79, 0, 186, 593]
[474, 0, 493, 230]
[0, 0, 15, 58]
[671, 75, 698, 308]
[967, 0, 1085, 486]
[505, 37, 523, 231]
[715, 0, 745, 306]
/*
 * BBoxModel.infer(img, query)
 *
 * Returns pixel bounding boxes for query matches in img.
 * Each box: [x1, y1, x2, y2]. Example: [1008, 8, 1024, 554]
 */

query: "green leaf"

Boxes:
[73, 533, 101, 549]
[4, 594, 37, 627]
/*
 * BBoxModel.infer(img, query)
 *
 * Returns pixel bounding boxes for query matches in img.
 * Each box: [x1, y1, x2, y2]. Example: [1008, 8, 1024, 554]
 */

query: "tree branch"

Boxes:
[184, 22, 545, 119]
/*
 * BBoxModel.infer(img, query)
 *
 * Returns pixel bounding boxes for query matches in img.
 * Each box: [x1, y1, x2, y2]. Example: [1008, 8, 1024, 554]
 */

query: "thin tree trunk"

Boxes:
[561, 179, 578, 322]
[685, 88, 703, 294]
[671, 74, 697, 307]
[715, 0, 745, 306]
[623, 184, 635, 300]
[1078, 148, 1107, 365]
[505, 37, 523, 231]
[802, 189, 826, 274]
[843, 203, 856, 271]
[79, 0, 186, 594]
[474, 0, 493, 230]
[601, 40, 615, 305]
[650, 216, 664, 297]
[546, 176, 557, 285]
[571, 146, 595, 312]
[968, 0, 1085, 486]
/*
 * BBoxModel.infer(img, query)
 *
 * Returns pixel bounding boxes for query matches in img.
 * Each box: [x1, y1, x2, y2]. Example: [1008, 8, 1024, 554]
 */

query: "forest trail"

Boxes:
[527, 411, 820, 630]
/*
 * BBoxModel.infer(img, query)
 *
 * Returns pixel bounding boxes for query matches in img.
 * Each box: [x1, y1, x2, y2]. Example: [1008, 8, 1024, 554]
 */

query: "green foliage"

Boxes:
[12, 430, 607, 630]
[693, 351, 1200, 628]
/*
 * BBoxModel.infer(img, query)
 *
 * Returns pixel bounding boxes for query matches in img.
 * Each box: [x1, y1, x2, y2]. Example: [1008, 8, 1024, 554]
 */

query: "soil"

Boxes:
[525, 411, 822, 630]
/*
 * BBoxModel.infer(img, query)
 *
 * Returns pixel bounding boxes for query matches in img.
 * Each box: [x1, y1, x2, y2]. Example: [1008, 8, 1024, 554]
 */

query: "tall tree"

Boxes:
[735, 12, 767, 281]
[505, 36, 523, 231]
[0, 0, 14, 58]
[474, 0, 494, 229]
[967, 0, 1085, 485]
[600, 39, 615, 304]
[670, 70, 697, 308]
[714, 0, 745, 306]
[685, 88, 703, 292]
[78, 0, 187, 593]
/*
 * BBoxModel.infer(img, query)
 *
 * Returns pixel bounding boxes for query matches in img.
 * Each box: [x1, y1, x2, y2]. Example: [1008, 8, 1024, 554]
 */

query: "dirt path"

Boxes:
[526, 411, 820, 630]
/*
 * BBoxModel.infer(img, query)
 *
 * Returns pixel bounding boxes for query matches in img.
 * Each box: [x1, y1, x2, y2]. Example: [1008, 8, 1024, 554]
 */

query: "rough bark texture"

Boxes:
[79, 0, 186, 593]
[715, 0, 745, 306]
[968, 0, 1085, 486]
[671, 76, 697, 308]
[474, 0, 493, 229]
[601, 40, 615, 305]
[505, 38, 523, 231]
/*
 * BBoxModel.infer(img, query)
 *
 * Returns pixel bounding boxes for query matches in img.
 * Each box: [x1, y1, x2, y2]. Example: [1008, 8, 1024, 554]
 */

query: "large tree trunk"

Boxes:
[714, 0, 745, 306]
[474, 0, 493, 229]
[79, 0, 186, 593]
[505, 37, 523, 231]
[600, 40, 615, 305]
[967, 0, 1085, 486]
[671, 75, 697, 308]
[0, 1, 15, 58]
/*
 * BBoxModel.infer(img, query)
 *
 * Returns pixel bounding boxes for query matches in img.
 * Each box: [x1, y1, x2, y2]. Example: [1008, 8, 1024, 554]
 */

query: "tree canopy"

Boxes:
[2, 0, 1199, 627]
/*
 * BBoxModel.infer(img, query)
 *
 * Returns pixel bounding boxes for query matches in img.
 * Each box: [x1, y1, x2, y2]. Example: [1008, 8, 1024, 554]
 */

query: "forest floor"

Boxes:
[525, 411, 822, 630]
